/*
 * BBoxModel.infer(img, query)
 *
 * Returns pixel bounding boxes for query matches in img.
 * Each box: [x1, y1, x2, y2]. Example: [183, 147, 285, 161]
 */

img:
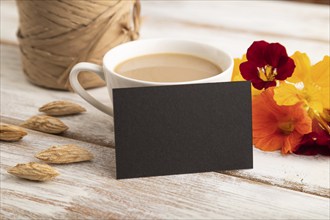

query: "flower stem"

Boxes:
[314, 112, 330, 135]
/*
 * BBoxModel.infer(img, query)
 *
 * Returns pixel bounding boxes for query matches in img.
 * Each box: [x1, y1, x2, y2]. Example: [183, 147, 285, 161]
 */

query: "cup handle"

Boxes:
[69, 62, 113, 116]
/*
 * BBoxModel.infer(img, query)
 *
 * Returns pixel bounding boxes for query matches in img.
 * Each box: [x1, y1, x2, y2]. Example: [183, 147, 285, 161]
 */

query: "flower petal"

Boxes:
[232, 54, 262, 96]
[239, 61, 258, 81]
[311, 55, 329, 88]
[254, 134, 283, 151]
[294, 131, 330, 156]
[231, 55, 247, 81]
[261, 81, 277, 89]
[239, 61, 260, 81]
[252, 81, 269, 90]
[246, 41, 269, 67]
[309, 101, 323, 114]
[274, 83, 302, 106]
[282, 131, 302, 154]
[252, 87, 263, 96]
[287, 51, 311, 84]
[252, 89, 280, 139]
[265, 43, 288, 67]
[293, 108, 312, 135]
[276, 56, 295, 80]
[321, 109, 330, 123]
[295, 144, 330, 156]
[304, 84, 324, 113]
[253, 112, 278, 138]
[321, 88, 330, 109]
[317, 146, 330, 156]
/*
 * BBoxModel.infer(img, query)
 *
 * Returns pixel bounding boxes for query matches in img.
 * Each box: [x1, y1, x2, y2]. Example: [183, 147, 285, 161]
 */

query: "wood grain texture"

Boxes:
[223, 150, 330, 198]
[140, 1, 329, 62]
[0, 0, 17, 44]
[1, 0, 329, 61]
[142, 1, 329, 42]
[1, 0, 330, 218]
[1, 128, 329, 219]
[1, 44, 115, 147]
[1, 44, 329, 198]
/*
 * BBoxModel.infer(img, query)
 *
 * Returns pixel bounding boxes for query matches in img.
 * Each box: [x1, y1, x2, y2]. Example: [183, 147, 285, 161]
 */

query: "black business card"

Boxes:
[113, 81, 253, 179]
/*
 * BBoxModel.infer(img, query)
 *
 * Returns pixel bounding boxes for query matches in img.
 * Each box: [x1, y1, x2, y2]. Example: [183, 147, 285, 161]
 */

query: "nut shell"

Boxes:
[39, 101, 86, 116]
[7, 162, 59, 181]
[20, 115, 68, 134]
[0, 123, 27, 141]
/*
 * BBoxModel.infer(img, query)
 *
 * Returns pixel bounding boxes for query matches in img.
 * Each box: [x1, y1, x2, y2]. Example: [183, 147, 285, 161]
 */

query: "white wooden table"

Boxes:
[1, 1, 329, 219]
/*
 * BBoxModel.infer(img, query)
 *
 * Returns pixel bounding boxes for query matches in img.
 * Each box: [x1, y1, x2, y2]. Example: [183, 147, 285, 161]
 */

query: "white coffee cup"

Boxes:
[69, 39, 233, 116]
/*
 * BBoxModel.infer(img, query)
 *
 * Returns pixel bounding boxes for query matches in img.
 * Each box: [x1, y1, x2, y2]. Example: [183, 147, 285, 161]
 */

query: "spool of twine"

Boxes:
[16, 0, 141, 90]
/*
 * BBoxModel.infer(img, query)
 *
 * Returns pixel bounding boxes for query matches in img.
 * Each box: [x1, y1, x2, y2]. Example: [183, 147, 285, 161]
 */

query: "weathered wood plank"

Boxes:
[2, 43, 329, 198]
[142, 0, 330, 42]
[2, 0, 329, 43]
[223, 149, 330, 198]
[1, 127, 329, 219]
[1, 1, 330, 216]
[139, 2, 329, 62]
[1, 0, 329, 61]
[0, 0, 18, 44]
[0, 44, 115, 147]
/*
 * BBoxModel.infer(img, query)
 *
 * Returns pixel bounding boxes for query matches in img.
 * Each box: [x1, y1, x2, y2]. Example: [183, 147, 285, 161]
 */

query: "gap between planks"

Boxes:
[0, 115, 115, 149]
[2, 1, 329, 48]
[144, 16, 329, 45]
[0, 40, 17, 46]
[1, 130, 328, 219]
[1, 114, 329, 199]
[1, 15, 328, 47]
[221, 170, 330, 199]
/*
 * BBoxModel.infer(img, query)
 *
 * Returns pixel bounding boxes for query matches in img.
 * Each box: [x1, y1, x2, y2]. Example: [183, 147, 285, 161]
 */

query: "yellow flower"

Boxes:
[274, 52, 329, 114]
[231, 55, 247, 81]
[231, 54, 262, 96]
[311, 56, 330, 109]
[285, 52, 311, 84]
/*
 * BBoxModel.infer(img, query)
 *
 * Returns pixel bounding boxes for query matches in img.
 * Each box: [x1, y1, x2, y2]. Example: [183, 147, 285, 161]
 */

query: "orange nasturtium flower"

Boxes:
[253, 88, 312, 154]
[274, 52, 329, 114]
[231, 54, 262, 96]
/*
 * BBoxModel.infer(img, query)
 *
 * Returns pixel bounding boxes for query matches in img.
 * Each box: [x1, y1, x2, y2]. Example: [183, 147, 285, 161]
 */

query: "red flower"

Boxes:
[294, 118, 330, 156]
[240, 41, 295, 90]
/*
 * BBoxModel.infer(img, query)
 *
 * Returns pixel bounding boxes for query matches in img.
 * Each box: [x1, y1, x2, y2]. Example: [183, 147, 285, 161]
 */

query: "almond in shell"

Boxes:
[20, 115, 68, 134]
[35, 144, 94, 164]
[0, 123, 27, 141]
[7, 162, 59, 181]
[39, 100, 86, 116]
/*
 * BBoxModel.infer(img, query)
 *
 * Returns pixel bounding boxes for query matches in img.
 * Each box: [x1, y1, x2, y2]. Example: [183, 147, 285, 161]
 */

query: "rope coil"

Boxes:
[16, 0, 140, 90]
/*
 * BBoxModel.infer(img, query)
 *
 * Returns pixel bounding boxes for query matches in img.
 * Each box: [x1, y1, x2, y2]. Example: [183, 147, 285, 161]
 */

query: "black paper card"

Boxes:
[113, 81, 253, 179]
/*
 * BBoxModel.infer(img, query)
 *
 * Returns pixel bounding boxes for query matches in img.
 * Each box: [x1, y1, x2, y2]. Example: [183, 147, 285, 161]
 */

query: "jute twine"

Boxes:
[16, 0, 141, 90]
